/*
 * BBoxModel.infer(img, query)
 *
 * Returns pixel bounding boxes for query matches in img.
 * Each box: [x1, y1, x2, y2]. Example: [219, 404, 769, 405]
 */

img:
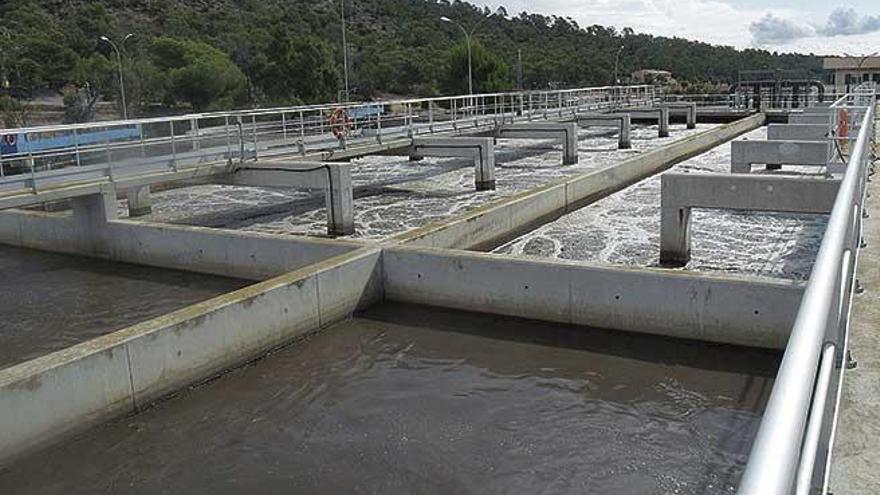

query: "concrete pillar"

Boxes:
[767, 124, 829, 141]
[731, 140, 831, 173]
[325, 165, 354, 236]
[409, 137, 496, 191]
[70, 185, 118, 256]
[575, 113, 631, 149]
[665, 103, 697, 129]
[494, 123, 579, 165]
[658, 106, 670, 138]
[660, 173, 840, 265]
[126, 185, 152, 217]
[223, 162, 355, 236]
[619, 114, 632, 149]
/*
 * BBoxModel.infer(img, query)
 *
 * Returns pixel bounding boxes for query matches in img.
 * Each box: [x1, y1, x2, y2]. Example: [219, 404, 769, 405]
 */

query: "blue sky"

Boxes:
[470, 1, 880, 54]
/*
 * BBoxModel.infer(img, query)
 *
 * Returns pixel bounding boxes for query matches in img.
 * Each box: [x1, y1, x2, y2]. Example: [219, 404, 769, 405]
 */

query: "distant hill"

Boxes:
[0, 0, 823, 116]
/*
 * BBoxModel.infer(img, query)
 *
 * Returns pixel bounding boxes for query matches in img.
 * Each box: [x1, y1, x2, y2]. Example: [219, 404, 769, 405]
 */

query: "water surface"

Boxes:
[0, 303, 779, 495]
[0, 245, 249, 369]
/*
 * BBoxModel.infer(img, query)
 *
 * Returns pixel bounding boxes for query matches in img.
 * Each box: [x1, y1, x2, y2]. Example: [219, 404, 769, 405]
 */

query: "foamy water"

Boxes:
[126, 123, 824, 280]
[494, 127, 827, 280]
[129, 125, 707, 239]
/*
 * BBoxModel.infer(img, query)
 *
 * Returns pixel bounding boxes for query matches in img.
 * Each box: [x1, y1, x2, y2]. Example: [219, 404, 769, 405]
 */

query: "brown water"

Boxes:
[0, 245, 249, 369]
[0, 303, 778, 495]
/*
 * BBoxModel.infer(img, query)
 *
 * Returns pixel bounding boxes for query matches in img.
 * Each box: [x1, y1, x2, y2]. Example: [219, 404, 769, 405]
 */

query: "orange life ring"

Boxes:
[838, 109, 849, 140]
[329, 107, 351, 140]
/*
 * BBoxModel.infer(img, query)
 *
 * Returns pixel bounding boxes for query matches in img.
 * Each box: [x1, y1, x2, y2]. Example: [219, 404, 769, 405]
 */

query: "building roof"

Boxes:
[824, 57, 880, 71]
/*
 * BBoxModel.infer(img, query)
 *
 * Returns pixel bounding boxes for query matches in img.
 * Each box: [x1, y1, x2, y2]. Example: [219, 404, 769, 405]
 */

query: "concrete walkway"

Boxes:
[830, 118, 880, 494]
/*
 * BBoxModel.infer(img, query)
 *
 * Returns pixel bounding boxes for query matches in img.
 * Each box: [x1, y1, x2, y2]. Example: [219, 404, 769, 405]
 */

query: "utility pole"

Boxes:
[613, 45, 625, 86]
[341, 0, 350, 102]
[99, 34, 134, 120]
[517, 49, 523, 90]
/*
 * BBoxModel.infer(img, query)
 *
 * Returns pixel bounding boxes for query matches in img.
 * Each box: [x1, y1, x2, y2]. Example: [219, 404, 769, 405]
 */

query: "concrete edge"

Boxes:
[0, 246, 382, 467]
[382, 245, 803, 350]
[0, 209, 369, 280]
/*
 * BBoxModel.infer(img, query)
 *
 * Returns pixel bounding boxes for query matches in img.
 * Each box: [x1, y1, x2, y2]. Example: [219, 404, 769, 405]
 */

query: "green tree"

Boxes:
[442, 40, 513, 95]
[150, 37, 248, 111]
[257, 33, 339, 104]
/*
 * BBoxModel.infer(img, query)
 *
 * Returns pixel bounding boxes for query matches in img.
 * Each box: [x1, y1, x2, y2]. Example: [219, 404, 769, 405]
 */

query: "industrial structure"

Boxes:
[0, 82, 876, 495]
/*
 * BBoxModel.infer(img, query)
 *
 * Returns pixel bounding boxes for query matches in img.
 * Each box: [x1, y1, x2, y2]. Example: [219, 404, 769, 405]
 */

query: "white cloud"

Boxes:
[750, 14, 815, 45]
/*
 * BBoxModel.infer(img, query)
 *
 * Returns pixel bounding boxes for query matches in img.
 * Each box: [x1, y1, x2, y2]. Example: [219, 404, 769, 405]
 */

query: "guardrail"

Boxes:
[737, 83, 877, 495]
[0, 85, 656, 193]
[660, 92, 846, 110]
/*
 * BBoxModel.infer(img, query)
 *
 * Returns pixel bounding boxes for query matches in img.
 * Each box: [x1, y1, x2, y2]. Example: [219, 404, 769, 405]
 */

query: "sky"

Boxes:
[470, 1, 880, 55]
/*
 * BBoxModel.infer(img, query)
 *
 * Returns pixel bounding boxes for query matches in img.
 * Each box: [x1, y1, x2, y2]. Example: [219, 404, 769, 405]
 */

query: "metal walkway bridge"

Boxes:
[0, 85, 658, 211]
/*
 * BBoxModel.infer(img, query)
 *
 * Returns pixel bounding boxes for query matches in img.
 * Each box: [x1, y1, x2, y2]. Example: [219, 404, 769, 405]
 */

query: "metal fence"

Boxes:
[0, 85, 656, 193]
[737, 83, 877, 495]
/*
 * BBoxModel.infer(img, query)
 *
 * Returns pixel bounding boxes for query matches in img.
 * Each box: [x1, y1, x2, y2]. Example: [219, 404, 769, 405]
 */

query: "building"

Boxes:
[824, 56, 880, 93]
[631, 69, 674, 85]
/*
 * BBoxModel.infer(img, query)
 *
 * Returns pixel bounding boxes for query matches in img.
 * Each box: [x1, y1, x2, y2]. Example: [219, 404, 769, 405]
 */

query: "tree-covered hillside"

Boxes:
[0, 0, 823, 120]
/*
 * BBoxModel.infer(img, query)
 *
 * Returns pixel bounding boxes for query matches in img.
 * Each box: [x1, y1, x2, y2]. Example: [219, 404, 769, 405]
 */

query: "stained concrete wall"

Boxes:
[767, 124, 829, 141]
[0, 209, 361, 280]
[394, 113, 765, 250]
[0, 247, 382, 467]
[382, 246, 803, 349]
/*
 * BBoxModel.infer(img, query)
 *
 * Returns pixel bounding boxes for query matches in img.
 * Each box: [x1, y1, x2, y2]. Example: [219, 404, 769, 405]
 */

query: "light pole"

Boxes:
[842, 51, 878, 91]
[340, 0, 350, 102]
[440, 9, 501, 96]
[99, 33, 134, 120]
[0, 27, 15, 90]
[613, 45, 625, 85]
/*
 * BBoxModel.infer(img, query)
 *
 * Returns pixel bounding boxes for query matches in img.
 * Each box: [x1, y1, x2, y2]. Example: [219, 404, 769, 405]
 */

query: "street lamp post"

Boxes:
[0, 27, 15, 90]
[440, 9, 501, 97]
[613, 45, 625, 85]
[842, 51, 879, 92]
[99, 34, 134, 120]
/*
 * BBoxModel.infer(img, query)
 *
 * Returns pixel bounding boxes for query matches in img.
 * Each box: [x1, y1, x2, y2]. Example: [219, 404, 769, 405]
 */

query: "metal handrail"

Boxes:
[736, 89, 876, 495]
[0, 85, 656, 136]
[0, 85, 658, 186]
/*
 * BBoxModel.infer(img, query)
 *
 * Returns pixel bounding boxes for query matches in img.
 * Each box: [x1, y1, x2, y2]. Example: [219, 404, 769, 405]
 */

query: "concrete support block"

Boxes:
[227, 162, 355, 236]
[125, 185, 152, 217]
[575, 113, 632, 149]
[659, 173, 839, 265]
[767, 124, 830, 142]
[659, 106, 670, 137]
[69, 185, 118, 256]
[495, 122, 579, 165]
[790, 114, 832, 125]
[667, 103, 698, 129]
[410, 137, 496, 191]
[616, 108, 669, 137]
[731, 140, 831, 173]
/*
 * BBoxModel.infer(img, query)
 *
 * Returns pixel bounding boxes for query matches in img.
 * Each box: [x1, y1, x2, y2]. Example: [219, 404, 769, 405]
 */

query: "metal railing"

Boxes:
[0, 85, 656, 194]
[737, 83, 877, 495]
[660, 92, 846, 110]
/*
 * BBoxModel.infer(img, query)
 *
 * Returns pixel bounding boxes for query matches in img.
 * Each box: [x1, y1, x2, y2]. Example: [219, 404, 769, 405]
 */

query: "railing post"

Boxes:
[169, 121, 178, 171]
[73, 128, 82, 167]
[299, 110, 306, 155]
[251, 114, 258, 160]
